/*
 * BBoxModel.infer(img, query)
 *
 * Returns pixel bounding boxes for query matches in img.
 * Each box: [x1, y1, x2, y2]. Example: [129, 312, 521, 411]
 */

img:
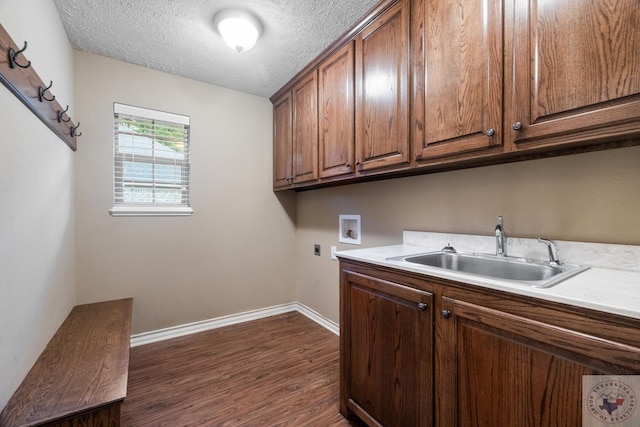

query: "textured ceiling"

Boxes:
[53, 0, 380, 98]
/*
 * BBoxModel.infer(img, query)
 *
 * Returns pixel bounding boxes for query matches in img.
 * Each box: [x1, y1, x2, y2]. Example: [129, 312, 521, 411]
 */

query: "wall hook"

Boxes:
[8, 41, 31, 69]
[39, 81, 55, 102]
[70, 122, 82, 137]
[57, 105, 70, 123]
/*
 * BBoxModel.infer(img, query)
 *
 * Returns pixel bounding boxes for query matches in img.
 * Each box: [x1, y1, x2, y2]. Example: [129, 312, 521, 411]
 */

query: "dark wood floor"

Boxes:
[122, 311, 365, 426]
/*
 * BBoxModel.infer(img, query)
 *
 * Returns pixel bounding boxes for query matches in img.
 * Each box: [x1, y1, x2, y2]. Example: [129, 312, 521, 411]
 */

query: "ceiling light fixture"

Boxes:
[213, 9, 263, 53]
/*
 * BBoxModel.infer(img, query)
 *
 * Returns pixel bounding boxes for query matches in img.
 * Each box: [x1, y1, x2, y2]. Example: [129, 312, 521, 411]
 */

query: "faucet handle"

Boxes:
[442, 243, 457, 253]
[538, 238, 560, 264]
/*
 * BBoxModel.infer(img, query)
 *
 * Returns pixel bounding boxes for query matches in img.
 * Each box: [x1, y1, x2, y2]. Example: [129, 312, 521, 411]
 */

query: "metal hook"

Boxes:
[57, 105, 70, 123]
[70, 122, 82, 137]
[8, 41, 31, 69]
[39, 81, 56, 102]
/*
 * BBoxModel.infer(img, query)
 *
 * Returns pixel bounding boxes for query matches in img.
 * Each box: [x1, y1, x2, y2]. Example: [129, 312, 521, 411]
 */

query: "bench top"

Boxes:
[0, 298, 133, 427]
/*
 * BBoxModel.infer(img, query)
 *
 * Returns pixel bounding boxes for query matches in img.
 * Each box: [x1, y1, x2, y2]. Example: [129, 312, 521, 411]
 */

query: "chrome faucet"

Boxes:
[495, 216, 507, 256]
[538, 238, 560, 265]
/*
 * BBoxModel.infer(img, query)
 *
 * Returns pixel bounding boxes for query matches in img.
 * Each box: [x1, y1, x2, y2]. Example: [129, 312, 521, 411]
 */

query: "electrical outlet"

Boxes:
[314, 244, 321, 256]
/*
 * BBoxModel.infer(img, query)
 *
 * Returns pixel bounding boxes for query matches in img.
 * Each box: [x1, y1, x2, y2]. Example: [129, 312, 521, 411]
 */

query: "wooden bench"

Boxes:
[0, 298, 133, 427]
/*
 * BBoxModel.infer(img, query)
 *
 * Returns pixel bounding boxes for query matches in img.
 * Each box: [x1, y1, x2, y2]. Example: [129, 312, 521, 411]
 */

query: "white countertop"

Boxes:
[336, 232, 640, 321]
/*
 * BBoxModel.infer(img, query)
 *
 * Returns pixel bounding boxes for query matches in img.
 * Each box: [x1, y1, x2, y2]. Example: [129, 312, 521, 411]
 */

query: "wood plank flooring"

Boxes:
[121, 311, 365, 426]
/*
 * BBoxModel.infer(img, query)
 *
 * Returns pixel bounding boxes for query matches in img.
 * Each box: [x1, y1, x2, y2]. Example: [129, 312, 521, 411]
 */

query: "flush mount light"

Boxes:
[213, 9, 263, 53]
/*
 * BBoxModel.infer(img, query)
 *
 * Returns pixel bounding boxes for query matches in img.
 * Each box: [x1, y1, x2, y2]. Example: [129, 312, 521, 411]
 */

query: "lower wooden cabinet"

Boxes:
[340, 268, 433, 427]
[339, 259, 640, 427]
[439, 294, 640, 427]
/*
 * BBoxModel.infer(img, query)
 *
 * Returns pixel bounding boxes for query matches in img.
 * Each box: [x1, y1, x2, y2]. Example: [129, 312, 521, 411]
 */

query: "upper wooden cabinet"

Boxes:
[356, 0, 410, 172]
[319, 42, 355, 179]
[412, 0, 504, 163]
[292, 71, 319, 184]
[413, 0, 640, 163]
[505, 0, 640, 151]
[272, 92, 293, 189]
[271, 0, 408, 190]
[272, 71, 320, 189]
[272, 0, 640, 191]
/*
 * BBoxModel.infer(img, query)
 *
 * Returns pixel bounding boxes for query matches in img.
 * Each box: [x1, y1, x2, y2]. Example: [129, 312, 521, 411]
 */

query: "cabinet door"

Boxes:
[272, 92, 293, 189]
[438, 297, 640, 427]
[413, 0, 503, 162]
[355, 0, 410, 172]
[505, 0, 640, 151]
[319, 42, 355, 179]
[292, 71, 318, 184]
[341, 269, 433, 427]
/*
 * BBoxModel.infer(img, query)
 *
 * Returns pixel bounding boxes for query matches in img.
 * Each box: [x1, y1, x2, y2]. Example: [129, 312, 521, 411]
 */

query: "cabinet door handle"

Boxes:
[418, 302, 428, 311]
[512, 121, 523, 131]
[440, 309, 451, 319]
[485, 128, 495, 137]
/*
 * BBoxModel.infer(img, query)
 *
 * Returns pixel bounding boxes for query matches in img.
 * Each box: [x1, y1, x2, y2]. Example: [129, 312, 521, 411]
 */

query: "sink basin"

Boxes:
[387, 251, 589, 288]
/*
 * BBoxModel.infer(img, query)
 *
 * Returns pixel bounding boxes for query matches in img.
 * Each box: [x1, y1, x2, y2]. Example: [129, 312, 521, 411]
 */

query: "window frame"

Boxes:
[109, 103, 193, 217]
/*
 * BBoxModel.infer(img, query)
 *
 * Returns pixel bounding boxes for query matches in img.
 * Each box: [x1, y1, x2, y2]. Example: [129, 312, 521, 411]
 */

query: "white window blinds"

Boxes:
[111, 103, 192, 216]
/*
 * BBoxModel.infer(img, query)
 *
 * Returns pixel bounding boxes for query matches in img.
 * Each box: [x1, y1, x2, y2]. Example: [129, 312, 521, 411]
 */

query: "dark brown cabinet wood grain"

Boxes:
[355, 0, 410, 173]
[273, 92, 293, 189]
[319, 10, 415, 182]
[271, 0, 408, 191]
[272, 71, 320, 188]
[339, 259, 640, 427]
[292, 71, 319, 184]
[438, 294, 640, 427]
[340, 268, 433, 427]
[412, 0, 504, 164]
[412, 0, 640, 165]
[272, 0, 640, 191]
[319, 42, 356, 179]
[505, 0, 640, 152]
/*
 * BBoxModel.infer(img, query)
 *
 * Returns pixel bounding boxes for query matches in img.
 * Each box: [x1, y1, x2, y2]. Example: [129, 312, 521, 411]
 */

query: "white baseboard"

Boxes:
[130, 302, 339, 347]
[295, 303, 340, 336]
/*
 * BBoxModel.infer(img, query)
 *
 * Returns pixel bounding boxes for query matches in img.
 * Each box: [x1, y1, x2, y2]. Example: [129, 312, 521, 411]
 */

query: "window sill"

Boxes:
[109, 206, 194, 217]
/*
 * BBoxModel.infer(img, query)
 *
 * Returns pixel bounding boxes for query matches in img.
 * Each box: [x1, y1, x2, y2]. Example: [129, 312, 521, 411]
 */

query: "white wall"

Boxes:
[73, 52, 297, 334]
[0, 1, 76, 410]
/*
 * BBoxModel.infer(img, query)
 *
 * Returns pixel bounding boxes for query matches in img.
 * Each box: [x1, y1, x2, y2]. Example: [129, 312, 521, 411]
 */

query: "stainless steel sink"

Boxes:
[386, 251, 589, 288]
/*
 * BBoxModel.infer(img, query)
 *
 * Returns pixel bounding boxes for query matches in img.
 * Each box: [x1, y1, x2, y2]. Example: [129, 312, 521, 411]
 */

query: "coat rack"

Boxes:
[0, 23, 78, 151]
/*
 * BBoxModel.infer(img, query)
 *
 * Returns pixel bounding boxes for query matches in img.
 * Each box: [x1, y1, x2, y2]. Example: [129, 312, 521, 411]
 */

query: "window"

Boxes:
[110, 103, 193, 216]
